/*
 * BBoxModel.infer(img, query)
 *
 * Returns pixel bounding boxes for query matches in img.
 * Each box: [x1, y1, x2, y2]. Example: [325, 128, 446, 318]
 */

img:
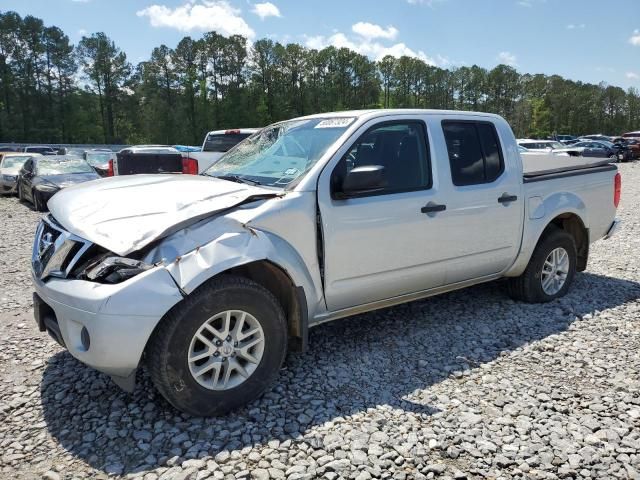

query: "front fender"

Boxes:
[505, 191, 587, 277]
[159, 219, 322, 315]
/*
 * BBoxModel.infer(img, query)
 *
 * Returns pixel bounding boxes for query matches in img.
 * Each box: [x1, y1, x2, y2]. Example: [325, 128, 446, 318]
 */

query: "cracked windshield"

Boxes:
[204, 117, 354, 187]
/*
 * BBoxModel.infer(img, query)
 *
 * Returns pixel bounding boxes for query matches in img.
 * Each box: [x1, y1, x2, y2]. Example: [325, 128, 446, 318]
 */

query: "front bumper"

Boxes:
[603, 218, 621, 240]
[32, 266, 183, 382]
[0, 178, 17, 194]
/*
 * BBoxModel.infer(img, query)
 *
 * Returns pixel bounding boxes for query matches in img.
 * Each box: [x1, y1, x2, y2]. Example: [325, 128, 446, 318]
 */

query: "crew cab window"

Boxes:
[332, 121, 431, 197]
[442, 121, 504, 186]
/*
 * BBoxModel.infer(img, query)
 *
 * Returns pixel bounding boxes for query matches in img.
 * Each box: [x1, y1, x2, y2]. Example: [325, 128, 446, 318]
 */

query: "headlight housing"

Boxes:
[1, 174, 16, 182]
[81, 256, 153, 283]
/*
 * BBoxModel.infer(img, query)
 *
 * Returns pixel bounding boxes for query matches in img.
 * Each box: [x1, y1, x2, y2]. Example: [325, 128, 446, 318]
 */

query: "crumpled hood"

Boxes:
[48, 174, 280, 256]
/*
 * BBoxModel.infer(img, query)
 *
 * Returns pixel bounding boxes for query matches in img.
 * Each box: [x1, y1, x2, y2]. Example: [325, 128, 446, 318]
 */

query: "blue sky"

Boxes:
[4, 0, 640, 89]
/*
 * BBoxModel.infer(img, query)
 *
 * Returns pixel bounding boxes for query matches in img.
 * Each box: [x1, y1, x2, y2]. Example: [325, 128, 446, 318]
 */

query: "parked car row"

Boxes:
[0, 128, 258, 211]
[0, 152, 101, 210]
[518, 134, 640, 162]
[110, 129, 259, 176]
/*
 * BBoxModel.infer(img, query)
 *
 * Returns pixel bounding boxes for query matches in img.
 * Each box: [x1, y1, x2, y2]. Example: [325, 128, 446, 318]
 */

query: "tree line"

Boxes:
[1, 10, 639, 145]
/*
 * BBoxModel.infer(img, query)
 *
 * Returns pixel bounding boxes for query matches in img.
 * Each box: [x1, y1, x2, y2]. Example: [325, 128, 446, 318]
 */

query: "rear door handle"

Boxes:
[421, 202, 447, 214]
[498, 193, 518, 204]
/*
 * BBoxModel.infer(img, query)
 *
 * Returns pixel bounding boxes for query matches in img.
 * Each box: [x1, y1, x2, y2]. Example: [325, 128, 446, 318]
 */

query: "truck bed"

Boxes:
[521, 153, 615, 182]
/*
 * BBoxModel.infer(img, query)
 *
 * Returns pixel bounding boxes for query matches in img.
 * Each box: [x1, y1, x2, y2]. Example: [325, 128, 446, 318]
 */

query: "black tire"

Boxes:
[146, 275, 288, 416]
[507, 228, 577, 303]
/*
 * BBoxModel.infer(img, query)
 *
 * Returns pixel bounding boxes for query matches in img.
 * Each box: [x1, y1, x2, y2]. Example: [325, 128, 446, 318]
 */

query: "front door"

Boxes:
[318, 118, 448, 311]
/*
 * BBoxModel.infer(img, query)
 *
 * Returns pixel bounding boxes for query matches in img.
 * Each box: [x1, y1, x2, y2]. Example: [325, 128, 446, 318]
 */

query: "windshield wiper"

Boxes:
[214, 174, 261, 186]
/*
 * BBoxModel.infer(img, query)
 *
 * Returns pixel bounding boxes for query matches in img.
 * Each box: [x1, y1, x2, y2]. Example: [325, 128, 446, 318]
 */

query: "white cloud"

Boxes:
[517, 0, 546, 7]
[627, 72, 639, 80]
[352, 22, 398, 40]
[304, 28, 436, 65]
[406, 0, 446, 6]
[497, 51, 518, 67]
[630, 29, 640, 46]
[77, 28, 87, 36]
[251, 2, 281, 20]
[136, 1, 255, 38]
[567, 23, 586, 30]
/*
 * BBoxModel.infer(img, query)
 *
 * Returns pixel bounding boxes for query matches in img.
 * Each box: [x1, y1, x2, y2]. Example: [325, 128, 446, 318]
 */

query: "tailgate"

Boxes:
[116, 152, 183, 175]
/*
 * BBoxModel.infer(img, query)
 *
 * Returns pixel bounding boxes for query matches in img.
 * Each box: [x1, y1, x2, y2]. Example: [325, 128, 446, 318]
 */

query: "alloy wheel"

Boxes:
[541, 247, 570, 295]
[187, 310, 265, 391]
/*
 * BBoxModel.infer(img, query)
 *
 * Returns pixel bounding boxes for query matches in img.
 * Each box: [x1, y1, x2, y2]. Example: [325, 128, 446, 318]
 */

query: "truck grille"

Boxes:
[32, 216, 93, 280]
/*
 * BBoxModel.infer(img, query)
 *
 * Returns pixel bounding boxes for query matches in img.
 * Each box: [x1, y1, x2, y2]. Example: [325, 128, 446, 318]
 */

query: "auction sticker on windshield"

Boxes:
[315, 118, 355, 128]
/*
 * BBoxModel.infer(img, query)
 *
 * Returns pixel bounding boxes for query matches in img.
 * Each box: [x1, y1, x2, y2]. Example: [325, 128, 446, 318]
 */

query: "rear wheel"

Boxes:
[507, 228, 577, 303]
[146, 275, 288, 416]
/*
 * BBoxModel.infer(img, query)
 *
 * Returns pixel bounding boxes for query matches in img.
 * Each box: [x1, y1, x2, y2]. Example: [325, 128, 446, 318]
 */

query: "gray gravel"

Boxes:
[1, 165, 639, 480]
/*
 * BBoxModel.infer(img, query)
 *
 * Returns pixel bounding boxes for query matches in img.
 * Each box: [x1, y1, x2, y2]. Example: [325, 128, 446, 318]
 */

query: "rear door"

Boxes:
[432, 117, 524, 284]
[318, 117, 448, 311]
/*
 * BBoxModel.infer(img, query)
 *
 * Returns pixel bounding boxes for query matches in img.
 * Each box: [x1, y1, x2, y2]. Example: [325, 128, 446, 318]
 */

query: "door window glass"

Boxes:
[332, 121, 431, 197]
[443, 121, 504, 186]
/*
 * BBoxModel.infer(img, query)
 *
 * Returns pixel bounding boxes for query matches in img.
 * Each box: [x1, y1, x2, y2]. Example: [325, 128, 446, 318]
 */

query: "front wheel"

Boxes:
[146, 275, 288, 416]
[507, 228, 577, 303]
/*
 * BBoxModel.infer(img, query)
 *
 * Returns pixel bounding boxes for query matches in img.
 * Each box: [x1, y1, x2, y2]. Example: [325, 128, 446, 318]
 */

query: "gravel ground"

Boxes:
[0, 165, 639, 480]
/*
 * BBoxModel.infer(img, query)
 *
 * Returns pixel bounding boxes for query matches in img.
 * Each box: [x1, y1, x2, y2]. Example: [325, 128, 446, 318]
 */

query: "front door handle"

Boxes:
[421, 202, 447, 214]
[498, 193, 518, 204]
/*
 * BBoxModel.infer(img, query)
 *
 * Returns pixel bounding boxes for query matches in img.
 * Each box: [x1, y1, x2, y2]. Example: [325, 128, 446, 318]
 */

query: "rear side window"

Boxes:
[203, 133, 251, 152]
[442, 121, 504, 186]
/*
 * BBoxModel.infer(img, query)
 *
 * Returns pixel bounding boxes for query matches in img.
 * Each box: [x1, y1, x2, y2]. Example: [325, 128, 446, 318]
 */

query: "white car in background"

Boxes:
[517, 139, 569, 156]
[0, 152, 41, 194]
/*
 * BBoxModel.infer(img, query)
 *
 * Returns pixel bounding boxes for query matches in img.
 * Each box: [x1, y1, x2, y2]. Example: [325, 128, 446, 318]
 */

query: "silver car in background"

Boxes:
[0, 152, 41, 194]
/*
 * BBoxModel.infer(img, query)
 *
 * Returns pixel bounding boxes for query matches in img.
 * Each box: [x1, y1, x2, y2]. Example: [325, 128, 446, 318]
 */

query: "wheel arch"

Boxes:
[545, 212, 588, 271]
[150, 224, 322, 355]
[153, 260, 308, 355]
[506, 206, 589, 277]
[221, 260, 308, 352]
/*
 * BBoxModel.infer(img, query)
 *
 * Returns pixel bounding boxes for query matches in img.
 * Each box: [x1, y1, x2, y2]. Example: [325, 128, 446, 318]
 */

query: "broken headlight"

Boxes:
[82, 256, 153, 284]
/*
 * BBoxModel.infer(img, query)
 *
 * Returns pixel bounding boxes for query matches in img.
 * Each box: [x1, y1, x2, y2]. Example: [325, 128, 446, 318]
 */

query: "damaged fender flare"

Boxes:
[291, 285, 309, 352]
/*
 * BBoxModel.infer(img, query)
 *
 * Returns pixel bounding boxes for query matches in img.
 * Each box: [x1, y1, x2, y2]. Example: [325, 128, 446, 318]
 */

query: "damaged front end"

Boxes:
[80, 256, 155, 284]
[31, 175, 321, 394]
[31, 196, 289, 393]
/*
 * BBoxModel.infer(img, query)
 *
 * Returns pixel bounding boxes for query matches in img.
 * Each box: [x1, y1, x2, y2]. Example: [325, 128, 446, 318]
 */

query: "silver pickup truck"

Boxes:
[31, 109, 620, 416]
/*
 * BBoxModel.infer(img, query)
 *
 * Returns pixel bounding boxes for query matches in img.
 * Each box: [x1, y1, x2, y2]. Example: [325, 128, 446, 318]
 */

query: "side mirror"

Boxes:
[341, 165, 385, 197]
